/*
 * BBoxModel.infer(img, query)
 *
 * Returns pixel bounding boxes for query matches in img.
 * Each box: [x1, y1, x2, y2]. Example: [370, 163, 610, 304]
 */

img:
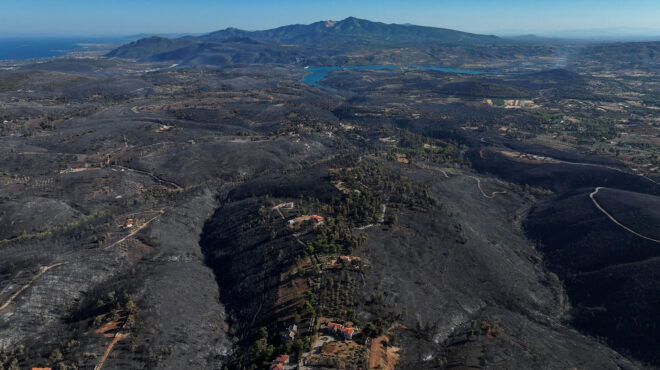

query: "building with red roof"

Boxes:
[310, 215, 324, 224]
[274, 354, 290, 364]
[326, 322, 356, 340]
[327, 322, 343, 334]
[341, 327, 355, 340]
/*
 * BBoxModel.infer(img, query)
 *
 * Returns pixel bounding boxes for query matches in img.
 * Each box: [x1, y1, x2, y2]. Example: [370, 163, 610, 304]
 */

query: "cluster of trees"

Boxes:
[87, 290, 140, 329]
[0, 345, 29, 370]
[0, 339, 94, 369]
[573, 118, 618, 143]
[318, 274, 360, 320]
[329, 161, 437, 216]
[547, 115, 619, 144]
[639, 91, 660, 107]
[379, 126, 463, 165]
[248, 326, 311, 369]
[240, 158, 439, 368]
[0, 74, 28, 92]
[307, 218, 367, 255]
[68, 282, 140, 333]
[438, 81, 531, 99]
[362, 317, 390, 338]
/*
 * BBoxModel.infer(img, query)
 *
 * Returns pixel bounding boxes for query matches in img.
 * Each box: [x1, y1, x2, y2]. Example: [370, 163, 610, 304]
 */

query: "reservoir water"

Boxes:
[302, 65, 483, 90]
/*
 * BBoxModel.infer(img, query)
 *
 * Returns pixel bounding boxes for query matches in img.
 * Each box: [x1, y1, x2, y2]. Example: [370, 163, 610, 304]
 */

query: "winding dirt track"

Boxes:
[589, 187, 660, 244]
[414, 161, 450, 178]
[0, 262, 68, 313]
[469, 176, 507, 199]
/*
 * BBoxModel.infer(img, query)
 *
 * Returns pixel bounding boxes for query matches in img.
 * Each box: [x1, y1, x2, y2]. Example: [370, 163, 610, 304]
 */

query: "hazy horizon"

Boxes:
[1, 22, 659, 43]
[2, 0, 660, 40]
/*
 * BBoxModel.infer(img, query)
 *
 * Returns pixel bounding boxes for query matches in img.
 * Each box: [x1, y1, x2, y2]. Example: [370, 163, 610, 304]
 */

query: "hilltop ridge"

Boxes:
[107, 17, 502, 63]
[201, 17, 499, 45]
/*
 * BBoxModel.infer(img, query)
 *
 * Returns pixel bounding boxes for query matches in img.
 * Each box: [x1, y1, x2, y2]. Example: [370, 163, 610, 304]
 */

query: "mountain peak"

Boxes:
[335, 17, 370, 26]
[109, 17, 503, 61]
[339, 16, 362, 22]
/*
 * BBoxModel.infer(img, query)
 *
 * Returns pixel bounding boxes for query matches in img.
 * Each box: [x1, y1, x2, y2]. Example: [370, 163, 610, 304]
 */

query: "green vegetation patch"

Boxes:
[47, 76, 91, 89]
[641, 92, 660, 107]
[439, 80, 532, 99]
[0, 74, 28, 92]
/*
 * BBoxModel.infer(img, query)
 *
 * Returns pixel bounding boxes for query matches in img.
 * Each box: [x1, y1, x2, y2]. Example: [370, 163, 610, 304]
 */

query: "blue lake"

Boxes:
[302, 65, 484, 90]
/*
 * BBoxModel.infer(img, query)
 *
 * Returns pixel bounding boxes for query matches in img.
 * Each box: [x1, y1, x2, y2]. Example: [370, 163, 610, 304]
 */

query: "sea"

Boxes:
[0, 37, 124, 60]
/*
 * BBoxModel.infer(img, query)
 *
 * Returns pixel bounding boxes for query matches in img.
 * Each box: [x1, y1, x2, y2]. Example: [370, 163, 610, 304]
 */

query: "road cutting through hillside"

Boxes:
[0, 262, 68, 313]
[564, 161, 660, 186]
[493, 148, 660, 186]
[589, 187, 660, 243]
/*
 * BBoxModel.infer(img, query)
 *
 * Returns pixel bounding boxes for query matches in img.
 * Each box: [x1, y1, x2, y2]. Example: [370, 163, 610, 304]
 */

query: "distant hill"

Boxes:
[107, 17, 660, 70]
[579, 41, 660, 67]
[107, 17, 502, 64]
[107, 36, 190, 59]
[201, 17, 499, 46]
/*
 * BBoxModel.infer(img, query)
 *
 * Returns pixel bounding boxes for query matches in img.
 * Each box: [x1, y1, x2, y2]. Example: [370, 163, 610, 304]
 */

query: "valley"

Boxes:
[0, 17, 659, 370]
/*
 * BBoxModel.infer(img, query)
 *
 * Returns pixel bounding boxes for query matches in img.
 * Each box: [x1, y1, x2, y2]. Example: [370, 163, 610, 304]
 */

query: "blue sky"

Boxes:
[2, 0, 660, 37]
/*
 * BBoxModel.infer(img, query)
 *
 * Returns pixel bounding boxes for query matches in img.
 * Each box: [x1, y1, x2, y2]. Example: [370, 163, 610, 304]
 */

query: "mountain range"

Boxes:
[106, 17, 660, 78]
[201, 17, 499, 45]
[107, 17, 502, 64]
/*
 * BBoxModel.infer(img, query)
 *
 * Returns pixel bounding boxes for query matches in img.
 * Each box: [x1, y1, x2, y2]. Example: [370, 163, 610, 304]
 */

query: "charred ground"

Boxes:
[0, 26, 659, 370]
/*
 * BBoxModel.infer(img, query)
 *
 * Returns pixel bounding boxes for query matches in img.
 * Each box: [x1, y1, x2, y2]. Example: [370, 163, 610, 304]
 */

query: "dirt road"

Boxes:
[95, 332, 129, 370]
[590, 187, 660, 243]
[104, 211, 164, 250]
[469, 176, 506, 199]
[0, 262, 67, 313]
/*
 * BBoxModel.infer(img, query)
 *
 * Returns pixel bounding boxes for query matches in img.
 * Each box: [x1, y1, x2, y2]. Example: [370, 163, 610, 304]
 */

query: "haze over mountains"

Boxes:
[108, 17, 501, 62]
[108, 17, 660, 72]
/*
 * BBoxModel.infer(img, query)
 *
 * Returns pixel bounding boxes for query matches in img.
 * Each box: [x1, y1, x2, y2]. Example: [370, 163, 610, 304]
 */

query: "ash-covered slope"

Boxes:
[198, 157, 638, 369]
[526, 187, 660, 364]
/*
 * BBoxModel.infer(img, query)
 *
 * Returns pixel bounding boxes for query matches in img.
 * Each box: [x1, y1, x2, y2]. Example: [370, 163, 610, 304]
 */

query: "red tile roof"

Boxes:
[274, 354, 290, 363]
